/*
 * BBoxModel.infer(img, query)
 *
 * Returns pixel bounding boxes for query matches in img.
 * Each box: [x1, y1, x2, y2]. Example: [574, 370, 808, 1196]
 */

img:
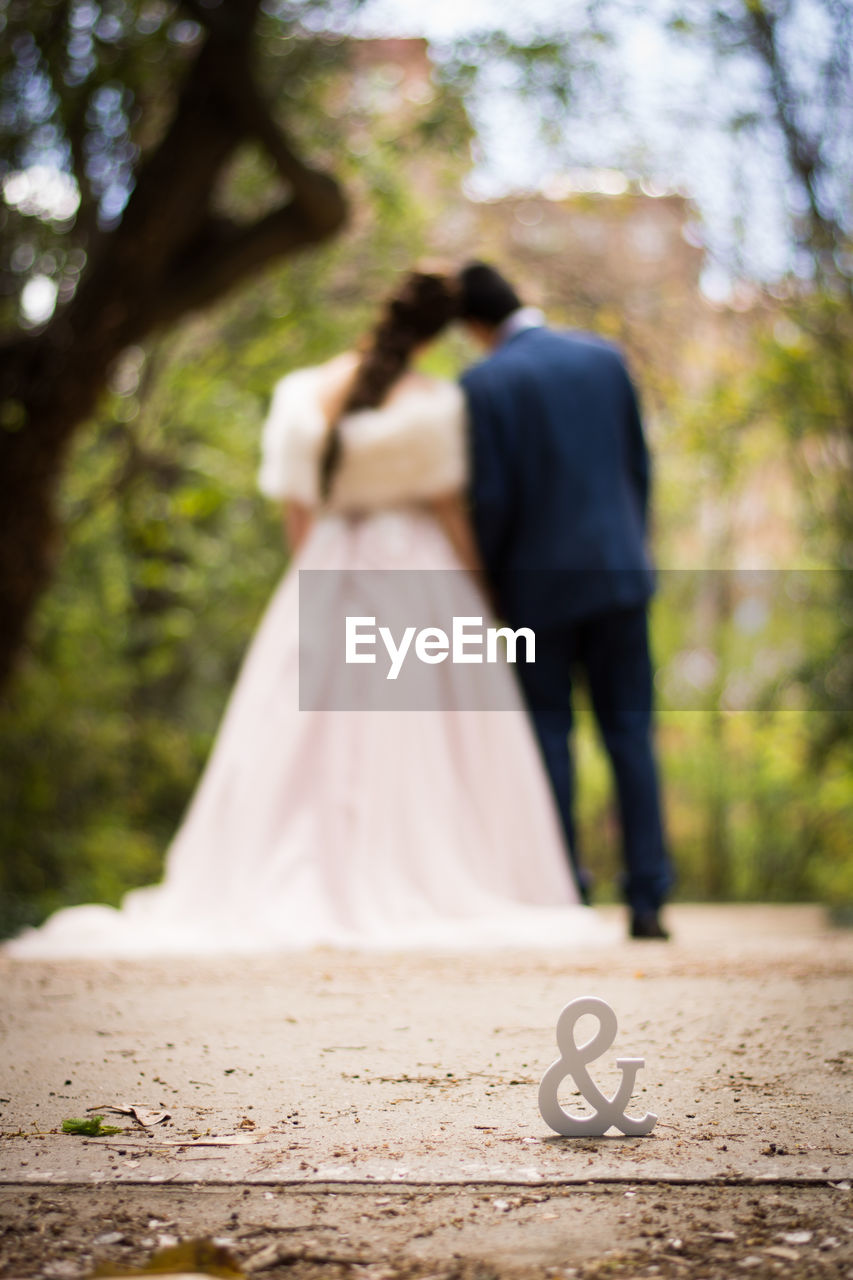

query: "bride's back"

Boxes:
[259, 359, 468, 515]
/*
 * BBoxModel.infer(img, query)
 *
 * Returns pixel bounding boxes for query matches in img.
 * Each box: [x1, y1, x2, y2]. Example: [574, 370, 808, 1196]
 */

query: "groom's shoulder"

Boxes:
[462, 327, 623, 384]
[548, 327, 625, 360]
[460, 327, 552, 385]
[543, 329, 634, 384]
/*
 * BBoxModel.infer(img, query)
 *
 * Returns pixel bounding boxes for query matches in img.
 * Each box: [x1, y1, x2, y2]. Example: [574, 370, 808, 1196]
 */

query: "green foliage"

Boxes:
[573, 594, 853, 907]
[0, 330, 280, 933]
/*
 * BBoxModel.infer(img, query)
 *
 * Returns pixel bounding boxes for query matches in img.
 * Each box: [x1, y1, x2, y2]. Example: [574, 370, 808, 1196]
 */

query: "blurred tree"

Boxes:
[0, 0, 350, 694]
[0, 0, 590, 695]
[659, 0, 853, 893]
[726, 2, 852, 766]
[0, 25, 477, 934]
[660, 0, 853, 458]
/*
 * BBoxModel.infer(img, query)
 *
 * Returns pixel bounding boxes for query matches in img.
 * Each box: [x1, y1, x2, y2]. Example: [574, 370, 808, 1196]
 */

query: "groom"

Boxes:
[457, 261, 674, 939]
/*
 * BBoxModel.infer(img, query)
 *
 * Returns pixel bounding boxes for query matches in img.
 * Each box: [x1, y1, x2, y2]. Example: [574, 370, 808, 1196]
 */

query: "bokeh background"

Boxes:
[0, 0, 851, 936]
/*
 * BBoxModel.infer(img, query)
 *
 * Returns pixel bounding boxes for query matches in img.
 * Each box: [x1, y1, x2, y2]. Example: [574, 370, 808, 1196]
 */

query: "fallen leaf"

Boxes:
[87, 1103, 171, 1128]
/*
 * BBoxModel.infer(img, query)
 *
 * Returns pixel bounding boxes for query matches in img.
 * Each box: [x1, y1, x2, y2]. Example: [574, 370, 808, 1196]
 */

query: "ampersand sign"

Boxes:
[538, 996, 657, 1137]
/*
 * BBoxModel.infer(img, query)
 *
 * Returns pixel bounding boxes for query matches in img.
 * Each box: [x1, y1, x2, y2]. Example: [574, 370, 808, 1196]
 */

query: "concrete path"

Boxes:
[0, 905, 851, 1278]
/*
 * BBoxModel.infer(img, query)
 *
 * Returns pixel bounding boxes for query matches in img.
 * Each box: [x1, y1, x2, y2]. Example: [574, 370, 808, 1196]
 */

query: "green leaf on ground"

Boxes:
[61, 1115, 123, 1136]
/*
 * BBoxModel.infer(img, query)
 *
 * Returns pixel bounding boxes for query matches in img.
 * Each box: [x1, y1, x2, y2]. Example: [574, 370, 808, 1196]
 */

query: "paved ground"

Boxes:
[0, 905, 851, 1279]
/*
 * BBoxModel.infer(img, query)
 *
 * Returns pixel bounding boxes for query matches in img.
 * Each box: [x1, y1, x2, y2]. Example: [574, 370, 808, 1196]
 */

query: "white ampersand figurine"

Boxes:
[538, 996, 658, 1137]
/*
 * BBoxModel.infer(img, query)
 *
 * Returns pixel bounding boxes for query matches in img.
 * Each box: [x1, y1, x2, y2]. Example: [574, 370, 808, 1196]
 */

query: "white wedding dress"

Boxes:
[6, 366, 614, 957]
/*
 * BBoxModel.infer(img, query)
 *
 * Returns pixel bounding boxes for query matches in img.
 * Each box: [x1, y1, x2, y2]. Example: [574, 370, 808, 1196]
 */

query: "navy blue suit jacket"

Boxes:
[461, 326, 654, 629]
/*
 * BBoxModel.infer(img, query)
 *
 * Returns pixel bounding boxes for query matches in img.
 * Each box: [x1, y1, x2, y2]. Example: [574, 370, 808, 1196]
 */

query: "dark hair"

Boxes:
[320, 271, 458, 499]
[457, 261, 522, 327]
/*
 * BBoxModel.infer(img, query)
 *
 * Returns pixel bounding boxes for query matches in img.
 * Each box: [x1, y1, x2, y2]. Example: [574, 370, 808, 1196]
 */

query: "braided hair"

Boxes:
[319, 271, 458, 500]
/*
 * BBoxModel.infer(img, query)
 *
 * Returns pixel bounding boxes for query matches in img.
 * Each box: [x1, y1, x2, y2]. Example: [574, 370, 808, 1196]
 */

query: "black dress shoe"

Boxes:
[630, 911, 670, 940]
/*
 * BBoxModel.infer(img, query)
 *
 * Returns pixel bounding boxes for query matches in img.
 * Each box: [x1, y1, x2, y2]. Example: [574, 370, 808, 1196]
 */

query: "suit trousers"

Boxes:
[515, 604, 673, 915]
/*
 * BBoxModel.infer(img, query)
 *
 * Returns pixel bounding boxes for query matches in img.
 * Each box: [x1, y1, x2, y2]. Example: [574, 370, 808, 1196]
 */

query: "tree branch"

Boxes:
[742, 3, 839, 254]
[191, 11, 349, 236]
[221, 59, 345, 227]
[155, 193, 346, 326]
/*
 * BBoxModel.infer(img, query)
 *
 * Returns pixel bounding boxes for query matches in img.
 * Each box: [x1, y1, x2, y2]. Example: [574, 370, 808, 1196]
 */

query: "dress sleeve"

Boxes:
[257, 369, 326, 505]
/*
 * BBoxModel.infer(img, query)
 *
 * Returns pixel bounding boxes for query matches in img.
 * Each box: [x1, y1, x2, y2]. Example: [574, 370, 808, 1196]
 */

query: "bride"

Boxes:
[6, 271, 612, 956]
